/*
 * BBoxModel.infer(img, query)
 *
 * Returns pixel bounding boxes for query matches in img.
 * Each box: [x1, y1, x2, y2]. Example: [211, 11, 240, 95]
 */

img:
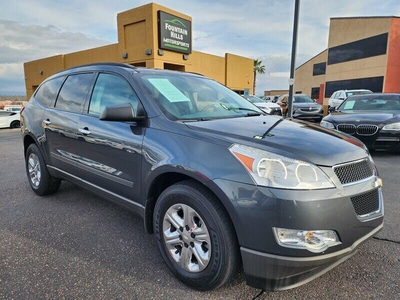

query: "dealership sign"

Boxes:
[158, 11, 192, 54]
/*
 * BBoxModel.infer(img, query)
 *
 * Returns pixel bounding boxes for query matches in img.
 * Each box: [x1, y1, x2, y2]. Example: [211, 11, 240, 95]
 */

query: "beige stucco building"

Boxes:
[294, 16, 400, 110]
[24, 3, 254, 98]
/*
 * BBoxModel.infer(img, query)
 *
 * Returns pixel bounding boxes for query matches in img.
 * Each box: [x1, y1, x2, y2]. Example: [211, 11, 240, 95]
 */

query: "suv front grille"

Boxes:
[333, 159, 374, 185]
[350, 188, 380, 216]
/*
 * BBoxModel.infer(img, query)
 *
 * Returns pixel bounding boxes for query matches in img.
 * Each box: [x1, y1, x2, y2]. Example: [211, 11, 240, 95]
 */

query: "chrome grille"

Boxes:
[337, 124, 356, 134]
[333, 159, 374, 185]
[337, 124, 378, 136]
[357, 125, 378, 135]
[299, 107, 319, 112]
[350, 188, 380, 216]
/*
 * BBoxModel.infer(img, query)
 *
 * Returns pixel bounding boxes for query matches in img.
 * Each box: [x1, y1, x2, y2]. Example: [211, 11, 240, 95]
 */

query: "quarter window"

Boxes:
[89, 73, 139, 116]
[35, 76, 65, 107]
[56, 73, 94, 112]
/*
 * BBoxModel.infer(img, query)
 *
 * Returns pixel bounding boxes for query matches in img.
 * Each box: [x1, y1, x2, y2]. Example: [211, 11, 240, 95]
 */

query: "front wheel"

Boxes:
[153, 180, 240, 291]
[25, 144, 61, 196]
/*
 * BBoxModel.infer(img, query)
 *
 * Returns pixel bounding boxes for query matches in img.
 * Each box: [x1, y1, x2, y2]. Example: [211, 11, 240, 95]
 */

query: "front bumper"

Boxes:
[212, 173, 384, 291]
[241, 224, 383, 291]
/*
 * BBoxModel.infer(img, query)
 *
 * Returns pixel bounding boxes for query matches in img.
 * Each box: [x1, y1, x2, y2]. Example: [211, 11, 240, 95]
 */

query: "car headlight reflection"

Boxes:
[230, 144, 334, 189]
[273, 228, 341, 253]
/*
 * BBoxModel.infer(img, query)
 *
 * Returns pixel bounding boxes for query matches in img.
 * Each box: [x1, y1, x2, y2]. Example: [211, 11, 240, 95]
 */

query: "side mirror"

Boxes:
[328, 106, 336, 113]
[281, 102, 288, 107]
[100, 103, 145, 121]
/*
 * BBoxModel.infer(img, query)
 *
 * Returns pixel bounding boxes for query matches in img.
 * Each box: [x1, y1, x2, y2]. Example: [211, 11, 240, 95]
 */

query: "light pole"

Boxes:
[287, 0, 300, 118]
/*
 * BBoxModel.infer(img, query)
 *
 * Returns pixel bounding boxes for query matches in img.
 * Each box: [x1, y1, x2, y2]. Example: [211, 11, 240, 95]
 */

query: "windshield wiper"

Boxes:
[219, 103, 262, 115]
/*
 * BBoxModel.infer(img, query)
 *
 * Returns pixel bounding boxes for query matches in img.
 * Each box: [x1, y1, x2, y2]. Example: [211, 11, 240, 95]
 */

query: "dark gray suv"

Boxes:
[21, 63, 384, 291]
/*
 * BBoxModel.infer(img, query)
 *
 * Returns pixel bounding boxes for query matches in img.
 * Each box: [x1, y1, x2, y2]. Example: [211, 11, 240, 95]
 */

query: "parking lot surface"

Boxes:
[1, 128, 399, 299]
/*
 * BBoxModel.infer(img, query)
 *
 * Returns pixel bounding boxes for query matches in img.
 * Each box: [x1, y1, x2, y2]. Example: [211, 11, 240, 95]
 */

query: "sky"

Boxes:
[1, 0, 399, 96]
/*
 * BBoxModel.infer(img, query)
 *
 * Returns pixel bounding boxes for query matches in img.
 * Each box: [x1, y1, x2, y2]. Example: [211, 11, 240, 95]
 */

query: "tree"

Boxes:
[253, 59, 265, 95]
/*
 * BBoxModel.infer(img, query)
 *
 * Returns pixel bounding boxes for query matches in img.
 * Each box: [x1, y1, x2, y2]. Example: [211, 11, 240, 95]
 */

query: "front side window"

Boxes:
[56, 73, 94, 112]
[138, 73, 262, 120]
[89, 73, 140, 116]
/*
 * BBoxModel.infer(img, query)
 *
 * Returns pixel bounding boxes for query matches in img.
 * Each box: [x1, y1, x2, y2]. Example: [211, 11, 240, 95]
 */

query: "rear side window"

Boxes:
[35, 76, 65, 107]
[89, 73, 139, 116]
[56, 73, 94, 113]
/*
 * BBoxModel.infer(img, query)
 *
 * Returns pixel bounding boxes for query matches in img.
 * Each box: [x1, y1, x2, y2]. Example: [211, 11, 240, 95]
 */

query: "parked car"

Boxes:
[328, 89, 372, 110]
[242, 95, 282, 115]
[321, 93, 400, 153]
[4, 105, 23, 112]
[0, 110, 20, 128]
[21, 63, 383, 292]
[277, 94, 324, 122]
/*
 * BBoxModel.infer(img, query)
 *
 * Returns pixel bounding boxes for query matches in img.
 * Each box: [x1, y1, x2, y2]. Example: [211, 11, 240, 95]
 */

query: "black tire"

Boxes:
[25, 143, 61, 196]
[153, 180, 240, 291]
[10, 120, 20, 128]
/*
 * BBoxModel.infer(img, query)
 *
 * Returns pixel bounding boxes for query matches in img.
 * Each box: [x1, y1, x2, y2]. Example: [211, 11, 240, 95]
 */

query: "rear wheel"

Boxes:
[153, 180, 240, 291]
[10, 120, 20, 128]
[25, 144, 61, 195]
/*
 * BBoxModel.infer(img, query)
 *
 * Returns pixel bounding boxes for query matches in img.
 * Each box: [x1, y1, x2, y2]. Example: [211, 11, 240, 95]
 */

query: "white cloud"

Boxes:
[0, 0, 399, 95]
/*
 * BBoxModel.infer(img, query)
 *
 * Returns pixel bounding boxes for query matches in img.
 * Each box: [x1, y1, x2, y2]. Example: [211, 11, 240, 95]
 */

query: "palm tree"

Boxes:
[253, 59, 265, 95]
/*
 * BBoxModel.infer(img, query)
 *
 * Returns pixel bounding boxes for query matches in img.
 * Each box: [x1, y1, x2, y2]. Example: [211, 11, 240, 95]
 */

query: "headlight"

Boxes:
[229, 144, 334, 189]
[382, 122, 400, 131]
[320, 120, 335, 129]
[273, 228, 341, 253]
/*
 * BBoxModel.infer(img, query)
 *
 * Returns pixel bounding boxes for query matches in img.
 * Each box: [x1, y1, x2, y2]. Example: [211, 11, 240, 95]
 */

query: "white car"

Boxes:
[243, 95, 282, 115]
[0, 110, 20, 128]
[328, 89, 372, 109]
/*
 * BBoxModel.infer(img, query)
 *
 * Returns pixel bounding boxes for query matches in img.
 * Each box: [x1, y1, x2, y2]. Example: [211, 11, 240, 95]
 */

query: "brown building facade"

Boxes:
[294, 16, 400, 107]
[24, 3, 254, 98]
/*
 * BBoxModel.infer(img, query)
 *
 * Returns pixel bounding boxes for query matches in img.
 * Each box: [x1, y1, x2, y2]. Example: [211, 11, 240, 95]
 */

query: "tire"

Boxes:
[25, 144, 61, 196]
[153, 180, 240, 291]
[10, 120, 20, 128]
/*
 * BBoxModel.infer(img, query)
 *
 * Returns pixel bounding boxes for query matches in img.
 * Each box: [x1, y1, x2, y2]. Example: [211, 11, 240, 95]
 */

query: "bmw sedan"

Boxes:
[21, 63, 383, 292]
[321, 93, 400, 153]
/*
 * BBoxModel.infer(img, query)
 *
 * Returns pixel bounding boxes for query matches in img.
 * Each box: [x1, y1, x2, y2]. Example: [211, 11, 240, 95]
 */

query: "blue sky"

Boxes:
[1, 0, 399, 96]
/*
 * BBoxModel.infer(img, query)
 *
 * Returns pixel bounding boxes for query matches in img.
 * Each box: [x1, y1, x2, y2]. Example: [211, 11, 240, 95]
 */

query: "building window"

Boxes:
[328, 33, 388, 65]
[325, 76, 384, 98]
[295, 91, 302, 94]
[311, 87, 320, 99]
[313, 62, 326, 76]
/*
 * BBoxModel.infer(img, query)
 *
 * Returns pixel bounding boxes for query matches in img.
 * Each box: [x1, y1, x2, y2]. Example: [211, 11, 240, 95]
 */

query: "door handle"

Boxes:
[78, 127, 91, 135]
[43, 119, 51, 125]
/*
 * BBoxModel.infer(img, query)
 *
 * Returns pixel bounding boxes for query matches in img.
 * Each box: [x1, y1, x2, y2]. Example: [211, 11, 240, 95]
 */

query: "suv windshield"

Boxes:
[138, 72, 262, 120]
[293, 95, 314, 103]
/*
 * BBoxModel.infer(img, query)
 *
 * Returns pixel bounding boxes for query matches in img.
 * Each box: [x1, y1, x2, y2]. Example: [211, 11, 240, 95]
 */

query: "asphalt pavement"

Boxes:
[1, 128, 399, 299]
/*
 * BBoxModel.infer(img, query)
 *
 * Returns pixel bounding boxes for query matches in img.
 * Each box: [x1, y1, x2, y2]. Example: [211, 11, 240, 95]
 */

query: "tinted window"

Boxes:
[328, 33, 388, 65]
[311, 87, 320, 99]
[325, 76, 384, 98]
[56, 73, 94, 112]
[313, 62, 326, 76]
[35, 76, 65, 107]
[89, 73, 140, 116]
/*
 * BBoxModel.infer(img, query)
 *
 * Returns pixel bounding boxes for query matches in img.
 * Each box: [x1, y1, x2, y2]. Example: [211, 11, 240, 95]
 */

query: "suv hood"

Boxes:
[186, 116, 367, 166]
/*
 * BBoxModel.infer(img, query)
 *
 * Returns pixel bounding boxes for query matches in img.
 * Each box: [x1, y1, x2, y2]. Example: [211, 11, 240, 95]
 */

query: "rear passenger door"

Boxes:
[75, 72, 145, 205]
[43, 72, 95, 176]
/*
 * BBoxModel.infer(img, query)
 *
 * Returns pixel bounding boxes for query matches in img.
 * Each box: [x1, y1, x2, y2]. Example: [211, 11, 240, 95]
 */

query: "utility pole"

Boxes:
[287, 0, 300, 118]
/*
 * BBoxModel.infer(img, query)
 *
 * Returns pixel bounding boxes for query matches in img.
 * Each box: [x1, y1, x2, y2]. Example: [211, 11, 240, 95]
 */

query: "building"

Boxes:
[24, 3, 254, 98]
[294, 16, 400, 109]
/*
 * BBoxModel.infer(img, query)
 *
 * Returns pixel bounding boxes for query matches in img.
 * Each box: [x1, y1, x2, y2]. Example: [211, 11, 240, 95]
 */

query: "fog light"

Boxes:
[273, 228, 341, 253]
